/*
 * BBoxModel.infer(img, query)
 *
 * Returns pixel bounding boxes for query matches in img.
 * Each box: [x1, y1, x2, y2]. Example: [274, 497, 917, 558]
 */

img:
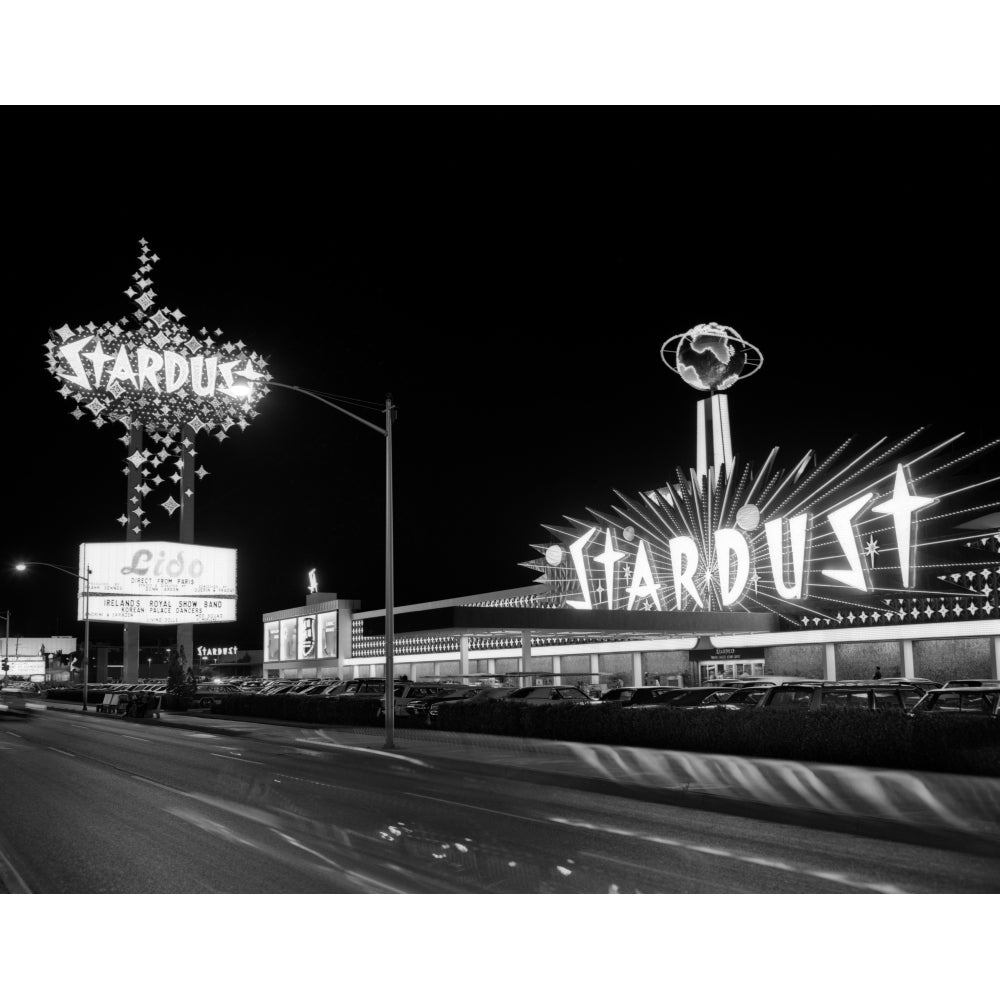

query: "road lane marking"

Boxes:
[404, 792, 548, 825]
[546, 816, 907, 894]
[296, 738, 430, 767]
[48, 746, 76, 757]
[4, 731, 24, 738]
[0, 844, 32, 894]
[210, 753, 264, 765]
[117, 734, 151, 742]
[187, 733, 219, 739]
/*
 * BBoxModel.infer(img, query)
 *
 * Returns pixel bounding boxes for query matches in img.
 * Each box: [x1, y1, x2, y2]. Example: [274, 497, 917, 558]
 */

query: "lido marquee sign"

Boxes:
[79, 542, 237, 625]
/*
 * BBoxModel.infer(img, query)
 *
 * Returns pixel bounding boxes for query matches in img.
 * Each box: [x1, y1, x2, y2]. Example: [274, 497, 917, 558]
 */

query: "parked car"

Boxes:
[193, 683, 241, 708]
[705, 686, 771, 710]
[305, 682, 348, 697]
[940, 679, 999, 688]
[407, 686, 479, 725]
[426, 685, 516, 723]
[706, 676, 815, 688]
[600, 686, 670, 703]
[329, 679, 463, 718]
[505, 685, 597, 703]
[659, 687, 736, 708]
[759, 684, 907, 712]
[910, 687, 1000, 718]
[602, 687, 692, 707]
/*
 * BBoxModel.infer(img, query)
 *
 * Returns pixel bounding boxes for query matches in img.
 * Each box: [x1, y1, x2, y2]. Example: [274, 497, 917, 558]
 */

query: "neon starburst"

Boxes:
[525, 427, 1000, 630]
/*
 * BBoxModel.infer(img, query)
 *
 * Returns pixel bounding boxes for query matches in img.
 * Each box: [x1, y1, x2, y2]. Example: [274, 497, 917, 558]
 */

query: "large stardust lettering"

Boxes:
[58, 337, 93, 390]
[216, 359, 240, 397]
[821, 493, 873, 590]
[136, 347, 164, 392]
[668, 536, 702, 609]
[190, 356, 219, 397]
[764, 513, 809, 600]
[594, 528, 625, 609]
[628, 539, 663, 610]
[163, 352, 188, 393]
[566, 527, 597, 610]
[107, 345, 139, 388]
[714, 528, 751, 606]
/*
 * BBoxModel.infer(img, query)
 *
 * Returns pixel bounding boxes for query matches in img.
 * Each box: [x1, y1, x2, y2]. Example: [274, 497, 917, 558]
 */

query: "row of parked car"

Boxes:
[95, 674, 1000, 724]
[596, 676, 1000, 718]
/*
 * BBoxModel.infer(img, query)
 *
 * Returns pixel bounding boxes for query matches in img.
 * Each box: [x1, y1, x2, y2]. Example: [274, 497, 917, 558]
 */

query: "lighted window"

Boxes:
[264, 623, 280, 662]
[280, 619, 297, 661]
[318, 611, 338, 659]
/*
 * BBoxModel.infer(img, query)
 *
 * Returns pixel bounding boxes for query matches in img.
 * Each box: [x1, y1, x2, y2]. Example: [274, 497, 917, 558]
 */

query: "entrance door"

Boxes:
[700, 659, 766, 683]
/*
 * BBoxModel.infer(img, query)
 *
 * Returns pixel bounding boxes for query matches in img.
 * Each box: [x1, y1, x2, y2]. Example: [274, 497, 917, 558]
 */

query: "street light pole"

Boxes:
[1, 610, 9, 688]
[15, 562, 92, 712]
[385, 394, 395, 750]
[248, 382, 397, 749]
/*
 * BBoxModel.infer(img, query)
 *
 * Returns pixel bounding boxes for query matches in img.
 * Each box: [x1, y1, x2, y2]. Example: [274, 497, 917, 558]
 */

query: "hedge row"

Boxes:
[433, 701, 1000, 777]
[44, 689, 107, 705]
[44, 689, 190, 710]
[211, 694, 382, 725]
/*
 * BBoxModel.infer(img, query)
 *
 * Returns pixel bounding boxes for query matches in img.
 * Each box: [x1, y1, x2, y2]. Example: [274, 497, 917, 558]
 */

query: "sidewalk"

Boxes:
[47, 702, 1000, 856]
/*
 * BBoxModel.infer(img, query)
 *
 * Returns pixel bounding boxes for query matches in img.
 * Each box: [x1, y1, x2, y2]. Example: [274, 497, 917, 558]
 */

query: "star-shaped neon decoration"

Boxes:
[871, 464, 935, 587]
[863, 534, 880, 568]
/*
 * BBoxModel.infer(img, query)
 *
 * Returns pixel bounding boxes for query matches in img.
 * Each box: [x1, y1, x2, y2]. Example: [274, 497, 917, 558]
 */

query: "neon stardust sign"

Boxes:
[562, 464, 935, 611]
[48, 321, 265, 432]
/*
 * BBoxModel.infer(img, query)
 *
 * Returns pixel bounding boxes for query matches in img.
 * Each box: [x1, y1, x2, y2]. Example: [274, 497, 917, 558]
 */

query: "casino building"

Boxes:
[262, 325, 1000, 689]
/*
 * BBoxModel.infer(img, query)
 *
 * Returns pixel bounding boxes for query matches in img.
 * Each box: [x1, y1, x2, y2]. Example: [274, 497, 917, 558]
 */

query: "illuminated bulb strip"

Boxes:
[742, 447, 779, 508]
[661, 484, 697, 539]
[722, 618, 1000, 647]
[930, 473, 1000, 504]
[638, 496, 688, 553]
[912, 439, 1000, 483]
[754, 470, 785, 511]
[808, 428, 929, 515]
[771, 437, 854, 517]
[740, 594, 803, 628]
[716, 461, 735, 529]
[793, 590, 887, 613]
[608, 502, 674, 561]
[919, 501, 1000, 523]
[726, 463, 753, 520]
[758, 451, 814, 516]
[759, 591, 837, 623]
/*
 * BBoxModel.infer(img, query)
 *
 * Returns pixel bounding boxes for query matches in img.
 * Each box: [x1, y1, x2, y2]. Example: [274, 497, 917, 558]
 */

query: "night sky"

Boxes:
[5, 132, 996, 654]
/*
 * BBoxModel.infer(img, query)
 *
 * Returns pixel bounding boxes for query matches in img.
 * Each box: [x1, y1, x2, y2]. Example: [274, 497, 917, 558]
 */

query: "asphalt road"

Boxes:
[1, 710, 998, 893]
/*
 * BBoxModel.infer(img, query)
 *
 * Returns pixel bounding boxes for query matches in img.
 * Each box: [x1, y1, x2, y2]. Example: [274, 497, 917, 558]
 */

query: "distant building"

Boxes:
[1, 637, 78, 683]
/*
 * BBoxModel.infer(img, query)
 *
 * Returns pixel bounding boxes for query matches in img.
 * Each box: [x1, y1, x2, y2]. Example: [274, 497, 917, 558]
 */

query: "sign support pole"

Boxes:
[178, 422, 196, 675]
[123, 422, 144, 683]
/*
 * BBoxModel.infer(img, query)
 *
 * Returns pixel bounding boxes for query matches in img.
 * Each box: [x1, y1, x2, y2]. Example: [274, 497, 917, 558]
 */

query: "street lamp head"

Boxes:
[231, 381, 252, 397]
[14, 563, 26, 572]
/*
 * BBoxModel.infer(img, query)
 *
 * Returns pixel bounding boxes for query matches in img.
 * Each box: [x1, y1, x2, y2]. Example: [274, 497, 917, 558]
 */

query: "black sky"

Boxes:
[4, 123, 996, 652]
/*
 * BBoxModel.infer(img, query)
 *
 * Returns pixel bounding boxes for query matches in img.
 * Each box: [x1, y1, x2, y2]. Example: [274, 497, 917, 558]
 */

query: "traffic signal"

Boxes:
[1, 658, 8, 672]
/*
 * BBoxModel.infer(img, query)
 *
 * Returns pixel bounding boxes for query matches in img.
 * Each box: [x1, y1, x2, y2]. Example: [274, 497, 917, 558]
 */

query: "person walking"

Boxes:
[872, 667, 882, 680]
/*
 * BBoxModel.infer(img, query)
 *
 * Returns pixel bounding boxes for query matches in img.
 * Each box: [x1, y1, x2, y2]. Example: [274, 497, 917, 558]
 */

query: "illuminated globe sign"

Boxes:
[661, 322, 764, 392]
[527, 325, 1000, 630]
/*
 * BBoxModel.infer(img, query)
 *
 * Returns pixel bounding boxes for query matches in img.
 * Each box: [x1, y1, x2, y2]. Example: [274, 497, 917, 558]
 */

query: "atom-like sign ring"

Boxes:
[660, 322, 764, 393]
